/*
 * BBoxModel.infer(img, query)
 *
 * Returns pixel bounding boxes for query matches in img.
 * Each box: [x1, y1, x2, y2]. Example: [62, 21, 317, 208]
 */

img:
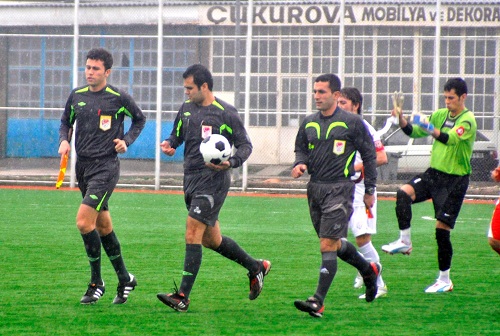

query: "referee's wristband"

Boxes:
[228, 157, 237, 168]
[365, 187, 376, 195]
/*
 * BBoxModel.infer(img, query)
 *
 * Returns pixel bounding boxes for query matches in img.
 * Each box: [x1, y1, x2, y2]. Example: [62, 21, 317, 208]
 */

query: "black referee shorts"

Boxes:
[307, 180, 355, 239]
[183, 168, 230, 227]
[76, 156, 120, 212]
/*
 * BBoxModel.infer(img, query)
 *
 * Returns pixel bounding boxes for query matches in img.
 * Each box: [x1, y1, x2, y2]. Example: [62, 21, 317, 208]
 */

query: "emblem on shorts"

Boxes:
[333, 140, 346, 155]
[100, 115, 111, 131]
[194, 206, 201, 214]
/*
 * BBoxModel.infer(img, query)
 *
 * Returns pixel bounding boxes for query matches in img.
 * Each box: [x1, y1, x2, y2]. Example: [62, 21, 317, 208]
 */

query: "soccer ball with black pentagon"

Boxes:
[199, 134, 231, 165]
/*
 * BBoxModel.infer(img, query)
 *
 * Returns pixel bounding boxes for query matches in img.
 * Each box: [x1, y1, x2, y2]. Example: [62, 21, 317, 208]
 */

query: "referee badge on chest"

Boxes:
[333, 140, 346, 155]
[100, 115, 111, 131]
[202, 125, 212, 139]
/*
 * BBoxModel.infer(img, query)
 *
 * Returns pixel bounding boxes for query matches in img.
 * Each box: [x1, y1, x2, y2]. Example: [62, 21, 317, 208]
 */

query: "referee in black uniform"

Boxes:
[58, 48, 146, 305]
[292, 74, 380, 318]
[156, 64, 271, 312]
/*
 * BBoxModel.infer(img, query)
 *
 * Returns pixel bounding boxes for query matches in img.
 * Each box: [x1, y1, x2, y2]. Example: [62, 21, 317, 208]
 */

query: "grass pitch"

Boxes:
[0, 188, 499, 335]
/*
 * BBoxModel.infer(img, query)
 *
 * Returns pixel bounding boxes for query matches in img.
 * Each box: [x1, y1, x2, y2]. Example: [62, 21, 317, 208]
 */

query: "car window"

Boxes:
[476, 132, 488, 142]
[381, 128, 491, 146]
[384, 129, 409, 146]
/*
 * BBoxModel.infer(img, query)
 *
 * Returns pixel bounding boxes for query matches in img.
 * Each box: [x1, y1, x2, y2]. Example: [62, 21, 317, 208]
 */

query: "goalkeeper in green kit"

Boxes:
[382, 78, 476, 293]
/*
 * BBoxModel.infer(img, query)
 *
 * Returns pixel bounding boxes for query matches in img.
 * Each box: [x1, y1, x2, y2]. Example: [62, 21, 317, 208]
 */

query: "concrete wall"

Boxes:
[246, 126, 297, 165]
[5, 118, 297, 164]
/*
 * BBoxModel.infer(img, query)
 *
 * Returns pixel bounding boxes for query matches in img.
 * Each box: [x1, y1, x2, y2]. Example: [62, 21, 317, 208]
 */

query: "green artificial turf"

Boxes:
[0, 188, 498, 335]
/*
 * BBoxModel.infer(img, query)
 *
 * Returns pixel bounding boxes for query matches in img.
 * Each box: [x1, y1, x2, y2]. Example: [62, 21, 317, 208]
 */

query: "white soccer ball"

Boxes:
[199, 134, 231, 165]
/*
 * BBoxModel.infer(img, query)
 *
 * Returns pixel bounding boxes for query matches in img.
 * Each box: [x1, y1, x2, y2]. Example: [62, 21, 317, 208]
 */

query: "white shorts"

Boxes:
[348, 202, 377, 237]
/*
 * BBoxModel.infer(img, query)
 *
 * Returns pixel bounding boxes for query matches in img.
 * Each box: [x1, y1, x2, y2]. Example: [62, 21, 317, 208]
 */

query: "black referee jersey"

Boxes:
[59, 84, 146, 160]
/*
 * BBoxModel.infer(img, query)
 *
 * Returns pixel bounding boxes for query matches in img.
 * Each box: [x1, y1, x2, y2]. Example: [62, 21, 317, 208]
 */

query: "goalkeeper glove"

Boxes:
[412, 114, 435, 133]
[392, 91, 404, 116]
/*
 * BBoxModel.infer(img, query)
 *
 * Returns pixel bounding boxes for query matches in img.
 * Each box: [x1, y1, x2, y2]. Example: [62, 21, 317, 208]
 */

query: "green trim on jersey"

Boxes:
[212, 100, 225, 110]
[326, 121, 348, 138]
[305, 121, 349, 140]
[176, 120, 183, 137]
[105, 86, 121, 96]
[69, 105, 76, 124]
[304, 120, 354, 175]
[412, 108, 476, 176]
[305, 122, 319, 149]
[305, 122, 320, 139]
[220, 124, 233, 134]
[75, 86, 89, 93]
[115, 106, 132, 119]
[345, 151, 356, 177]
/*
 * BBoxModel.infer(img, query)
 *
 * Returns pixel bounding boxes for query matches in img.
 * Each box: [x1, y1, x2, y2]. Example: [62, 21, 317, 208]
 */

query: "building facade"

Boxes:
[0, 0, 499, 165]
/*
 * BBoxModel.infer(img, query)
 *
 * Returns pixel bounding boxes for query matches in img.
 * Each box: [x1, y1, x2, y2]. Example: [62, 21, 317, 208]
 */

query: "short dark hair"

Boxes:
[444, 78, 468, 97]
[86, 48, 113, 70]
[183, 64, 213, 91]
[339, 87, 363, 115]
[315, 73, 341, 93]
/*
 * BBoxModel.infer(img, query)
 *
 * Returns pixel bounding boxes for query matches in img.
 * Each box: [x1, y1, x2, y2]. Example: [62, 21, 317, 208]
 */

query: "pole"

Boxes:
[242, 0, 253, 191]
[433, 0, 442, 111]
[338, 0, 345, 82]
[155, 0, 164, 190]
[234, 0, 241, 109]
[70, 0, 79, 188]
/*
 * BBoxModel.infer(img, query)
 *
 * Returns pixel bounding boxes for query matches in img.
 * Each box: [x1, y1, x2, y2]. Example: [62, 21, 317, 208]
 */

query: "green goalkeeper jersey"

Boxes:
[411, 108, 477, 176]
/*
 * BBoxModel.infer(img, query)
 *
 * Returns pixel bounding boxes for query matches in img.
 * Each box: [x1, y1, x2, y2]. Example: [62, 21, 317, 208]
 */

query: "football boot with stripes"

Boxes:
[248, 259, 272, 300]
[157, 281, 190, 312]
[294, 296, 325, 318]
[113, 273, 137, 304]
[80, 281, 105, 304]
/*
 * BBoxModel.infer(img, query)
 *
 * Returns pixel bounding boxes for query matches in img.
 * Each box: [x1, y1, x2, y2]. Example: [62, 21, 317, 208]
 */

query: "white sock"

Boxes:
[400, 228, 411, 243]
[359, 242, 385, 287]
[359, 241, 379, 263]
[438, 269, 451, 283]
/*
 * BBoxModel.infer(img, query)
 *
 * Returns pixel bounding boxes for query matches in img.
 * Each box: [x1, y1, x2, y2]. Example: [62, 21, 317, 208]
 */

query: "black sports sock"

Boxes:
[179, 244, 202, 299]
[436, 228, 453, 271]
[81, 229, 102, 284]
[101, 231, 129, 283]
[314, 251, 337, 304]
[337, 239, 372, 275]
[396, 189, 413, 230]
[214, 236, 259, 273]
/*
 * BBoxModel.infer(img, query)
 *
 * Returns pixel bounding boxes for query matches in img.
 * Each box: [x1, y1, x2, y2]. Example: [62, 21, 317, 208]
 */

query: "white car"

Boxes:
[380, 127, 498, 181]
